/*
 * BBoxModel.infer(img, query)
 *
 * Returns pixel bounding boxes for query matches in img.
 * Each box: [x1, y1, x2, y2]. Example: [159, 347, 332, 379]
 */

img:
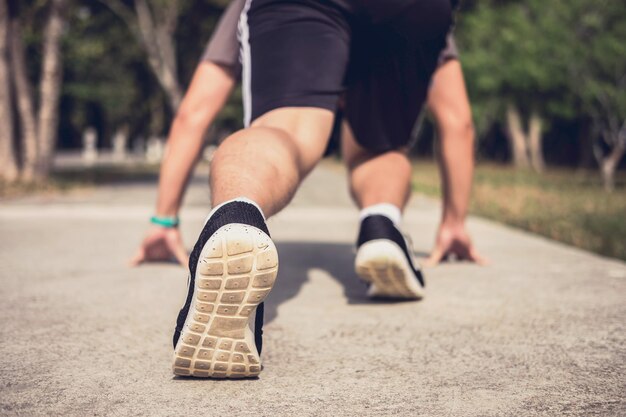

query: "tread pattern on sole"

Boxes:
[173, 224, 278, 378]
[355, 240, 424, 300]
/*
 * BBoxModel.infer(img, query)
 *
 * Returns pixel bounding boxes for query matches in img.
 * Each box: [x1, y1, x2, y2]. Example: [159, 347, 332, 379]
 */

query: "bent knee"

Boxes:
[251, 107, 334, 172]
[215, 127, 299, 160]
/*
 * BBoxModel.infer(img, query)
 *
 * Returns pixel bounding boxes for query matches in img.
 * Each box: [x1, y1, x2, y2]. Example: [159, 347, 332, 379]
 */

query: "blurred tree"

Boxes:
[0, 0, 18, 181]
[63, 3, 152, 149]
[58, 0, 240, 154]
[10, 3, 40, 180]
[567, 0, 626, 191]
[76, 0, 241, 143]
[97, 0, 184, 111]
[0, 0, 67, 182]
[458, 0, 577, 172]
[459, 0, 625, 183]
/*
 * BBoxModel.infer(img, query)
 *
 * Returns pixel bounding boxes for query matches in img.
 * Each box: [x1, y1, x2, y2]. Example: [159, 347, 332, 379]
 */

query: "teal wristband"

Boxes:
[150, 215, 179, 228]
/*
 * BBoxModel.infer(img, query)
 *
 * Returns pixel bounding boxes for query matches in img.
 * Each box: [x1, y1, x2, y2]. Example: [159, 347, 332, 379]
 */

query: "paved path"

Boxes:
[1, 162, 624, 416]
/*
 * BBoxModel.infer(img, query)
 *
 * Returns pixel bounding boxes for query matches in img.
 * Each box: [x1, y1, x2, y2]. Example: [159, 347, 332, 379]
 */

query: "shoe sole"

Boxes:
[355, 239, 424, 300]
[173, 223, 278, 378]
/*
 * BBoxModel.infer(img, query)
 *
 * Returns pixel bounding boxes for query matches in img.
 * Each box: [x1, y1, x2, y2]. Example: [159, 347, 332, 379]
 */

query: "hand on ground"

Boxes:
[130, 226, 189, 266]
[424, 222, 488, 266]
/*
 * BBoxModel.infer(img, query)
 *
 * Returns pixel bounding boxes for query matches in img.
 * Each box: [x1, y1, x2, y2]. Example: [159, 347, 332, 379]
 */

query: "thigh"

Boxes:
[241, 0, 350, 126]
[252, 107, 335, 175]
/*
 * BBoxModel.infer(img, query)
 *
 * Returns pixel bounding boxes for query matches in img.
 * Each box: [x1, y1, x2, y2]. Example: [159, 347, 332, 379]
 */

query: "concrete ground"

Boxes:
[0, 161, 624, 416]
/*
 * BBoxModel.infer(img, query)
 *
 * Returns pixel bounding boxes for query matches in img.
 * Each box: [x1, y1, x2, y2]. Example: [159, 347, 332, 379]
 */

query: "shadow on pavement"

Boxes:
[265, 241, 424, 326]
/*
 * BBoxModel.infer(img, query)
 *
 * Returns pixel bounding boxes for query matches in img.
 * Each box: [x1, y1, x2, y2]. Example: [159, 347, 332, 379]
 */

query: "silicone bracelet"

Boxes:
[150, 215, 179, 228]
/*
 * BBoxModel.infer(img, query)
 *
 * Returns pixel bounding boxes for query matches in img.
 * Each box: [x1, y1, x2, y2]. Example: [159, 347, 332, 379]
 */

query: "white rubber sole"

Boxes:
[355, 239, 424, 300]
[173, 223, 278, 378]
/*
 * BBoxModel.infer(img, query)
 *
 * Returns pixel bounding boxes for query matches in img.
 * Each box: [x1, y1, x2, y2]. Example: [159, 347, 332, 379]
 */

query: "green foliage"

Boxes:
[567, 0, 626, 136]
[59, 0, 242, 144]
[64, 4, 147, 131]
[457, 0, 625, 138]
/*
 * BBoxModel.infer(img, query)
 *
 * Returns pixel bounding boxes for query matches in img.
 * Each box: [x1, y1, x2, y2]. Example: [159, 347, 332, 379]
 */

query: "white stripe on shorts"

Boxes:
[238, 0, 253, 127]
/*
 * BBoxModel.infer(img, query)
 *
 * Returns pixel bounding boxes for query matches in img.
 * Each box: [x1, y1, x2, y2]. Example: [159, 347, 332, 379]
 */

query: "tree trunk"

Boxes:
[9, 18, 38, 181]
[134, 0, 182, 110]
[35, 0, 66, 178]
[0, 0, 18, 182]
[528, 111, 545, 173]
[98, 0, 183, 110]
[505, 104, 530, 168]
[600, 139, 625, 193]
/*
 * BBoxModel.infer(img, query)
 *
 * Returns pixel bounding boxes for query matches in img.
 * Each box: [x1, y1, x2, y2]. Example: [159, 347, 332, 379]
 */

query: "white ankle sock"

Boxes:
[359, 203, 402, 226]
[204, 197, 266, 225]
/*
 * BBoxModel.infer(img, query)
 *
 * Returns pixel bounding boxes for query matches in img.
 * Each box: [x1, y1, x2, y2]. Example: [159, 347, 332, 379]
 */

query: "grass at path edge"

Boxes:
[412, 161, 626, 261]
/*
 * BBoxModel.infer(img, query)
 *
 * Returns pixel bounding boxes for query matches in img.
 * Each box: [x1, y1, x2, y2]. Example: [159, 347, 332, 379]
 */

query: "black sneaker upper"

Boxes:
[173, 201, 269, 352]
[357, 215, 424, 287]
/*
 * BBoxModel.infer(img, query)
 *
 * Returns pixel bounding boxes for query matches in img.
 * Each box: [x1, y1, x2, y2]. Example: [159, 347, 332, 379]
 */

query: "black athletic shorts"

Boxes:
[240, 0, 454, 152]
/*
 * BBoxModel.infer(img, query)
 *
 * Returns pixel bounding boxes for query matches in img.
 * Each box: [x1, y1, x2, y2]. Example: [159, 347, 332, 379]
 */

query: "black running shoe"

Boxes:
[355, 215, 424, 299]
[172, 202, 278, 378]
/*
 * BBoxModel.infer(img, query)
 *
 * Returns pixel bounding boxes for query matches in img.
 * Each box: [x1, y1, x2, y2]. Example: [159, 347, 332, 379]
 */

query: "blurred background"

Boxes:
[0, 0, 624, 259]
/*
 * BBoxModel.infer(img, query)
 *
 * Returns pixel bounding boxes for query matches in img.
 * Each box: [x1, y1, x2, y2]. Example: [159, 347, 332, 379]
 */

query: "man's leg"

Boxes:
[172, 107, 334, 379]
[172, 0, 350, 377]
[342, 122, 412, 212]
[342, 122, 425, 300]
[211, 107, 334, 217]
[342, 1, 455, 299]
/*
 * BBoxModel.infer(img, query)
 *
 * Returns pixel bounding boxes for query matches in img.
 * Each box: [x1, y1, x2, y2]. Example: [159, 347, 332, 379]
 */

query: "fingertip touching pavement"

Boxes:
[1, 161, 624, 416]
